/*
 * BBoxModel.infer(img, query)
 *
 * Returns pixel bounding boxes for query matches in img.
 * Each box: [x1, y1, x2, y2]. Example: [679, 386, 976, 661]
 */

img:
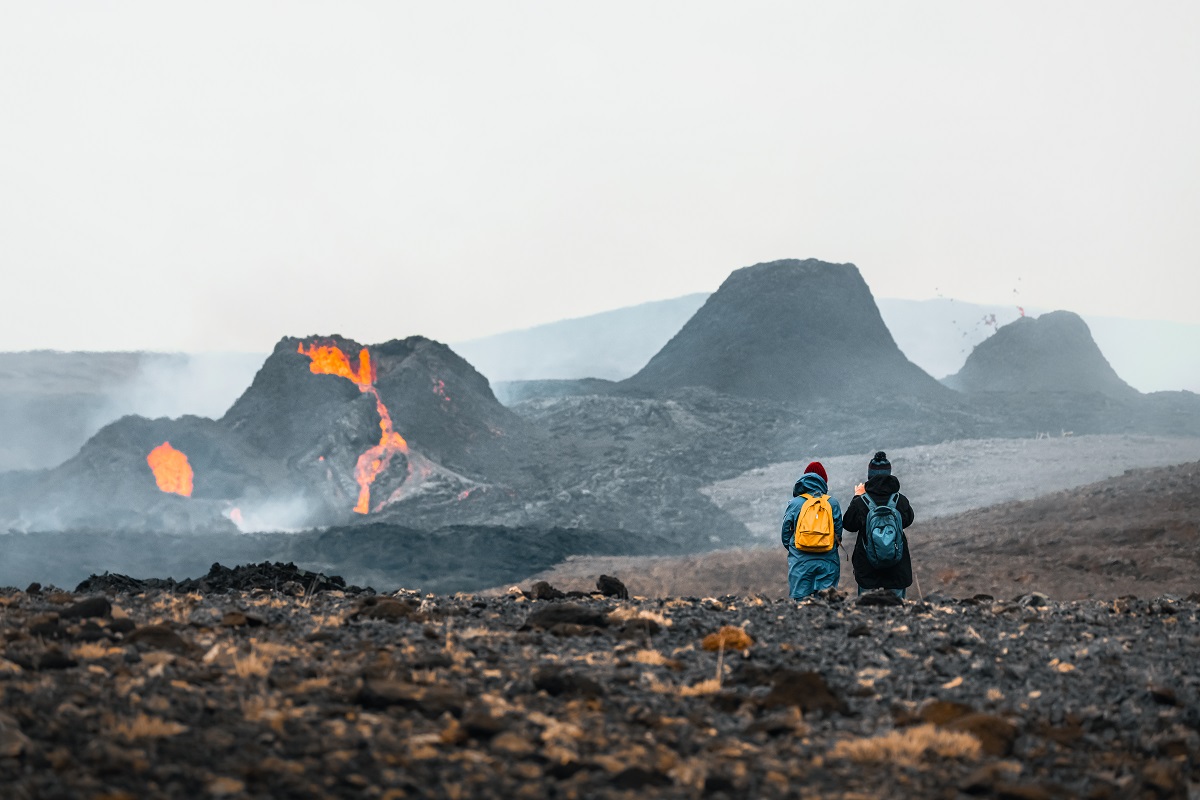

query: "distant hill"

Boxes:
[623, 259, 948, 402]
[3, 281, 1197, 475]
[876, 298, 1200, 394]
[452, 293, 708, 382]
[455, 295, 1200, 396]
[943, 311, 1139, 398]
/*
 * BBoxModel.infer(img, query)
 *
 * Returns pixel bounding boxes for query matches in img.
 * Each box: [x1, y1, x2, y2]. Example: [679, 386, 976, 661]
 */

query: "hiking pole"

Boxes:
[910, 534, 923, 601]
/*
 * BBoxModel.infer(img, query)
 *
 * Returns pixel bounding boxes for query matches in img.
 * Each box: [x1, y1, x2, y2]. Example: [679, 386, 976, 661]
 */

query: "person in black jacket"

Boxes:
[842, 451, 916, 598]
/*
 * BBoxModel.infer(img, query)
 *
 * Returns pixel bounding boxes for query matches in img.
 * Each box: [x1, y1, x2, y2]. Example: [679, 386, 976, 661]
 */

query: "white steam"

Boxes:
[227, 495, 317, 534]
[90, 352, 265, 425]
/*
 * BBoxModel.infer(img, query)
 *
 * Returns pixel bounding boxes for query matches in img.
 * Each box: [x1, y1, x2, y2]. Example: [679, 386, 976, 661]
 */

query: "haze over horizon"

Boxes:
[3, 2, 1198, 353]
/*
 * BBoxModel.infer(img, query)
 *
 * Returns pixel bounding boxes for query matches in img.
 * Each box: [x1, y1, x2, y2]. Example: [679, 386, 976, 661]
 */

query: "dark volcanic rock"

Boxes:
[529, 581, 566, 600]
[357, 679, 467, 717]
[58, 596, 111, 620]
[74, 561, 356, 596]
[624, 259, 948, 403]
[761, 669, 848, 715]
[523, 602, 610, 630]
[944, 311, 1139, 399]
[1, 585, 1198, 798]
[597, 574, 629, 599]
[123, 625, 196, 655]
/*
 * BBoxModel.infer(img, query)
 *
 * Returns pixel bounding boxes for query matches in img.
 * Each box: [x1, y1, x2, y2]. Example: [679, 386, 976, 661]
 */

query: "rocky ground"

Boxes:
[1, 564, 1197, 799]
[701, 434, 1200, 543]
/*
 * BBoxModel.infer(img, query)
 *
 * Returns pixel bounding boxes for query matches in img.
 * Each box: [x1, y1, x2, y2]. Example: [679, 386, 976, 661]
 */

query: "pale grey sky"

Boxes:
[2, 2, 1197, 352]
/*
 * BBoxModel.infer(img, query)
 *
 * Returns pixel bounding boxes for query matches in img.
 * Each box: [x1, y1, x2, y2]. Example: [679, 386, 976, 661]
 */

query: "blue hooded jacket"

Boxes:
[781, 472, 843, 566]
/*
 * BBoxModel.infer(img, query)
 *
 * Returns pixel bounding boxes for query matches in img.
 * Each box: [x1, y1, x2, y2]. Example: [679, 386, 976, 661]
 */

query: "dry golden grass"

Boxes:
[701, 626, 753, 652]
[233, 651, 271, 679]
[411, 668, 439, 684]
[70, 643, 123, 660]
[112, 713, 188, 741]
[240, 695, 302, 732]
[230, 639, 298, 680]
[632, 649, 675, 667]
[456, 626, 506, 640]
[644, 643, 727, 696]
[290, 676, 332, 693]
[607, 605, 672, 628]
[677, 678, 723, 697]
[307, 612, 344, 632]
[828, 724, 982, 765]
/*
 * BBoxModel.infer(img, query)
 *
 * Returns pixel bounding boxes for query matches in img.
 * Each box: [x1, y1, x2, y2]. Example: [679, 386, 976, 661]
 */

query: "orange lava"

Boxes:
[147, 441, 194, 497]
[298, 341, 408, 514]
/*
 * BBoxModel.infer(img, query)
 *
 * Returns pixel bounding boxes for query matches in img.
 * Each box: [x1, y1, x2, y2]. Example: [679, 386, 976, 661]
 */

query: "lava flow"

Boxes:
[297, 342, 408, 514]
[146, 441, 194, 497]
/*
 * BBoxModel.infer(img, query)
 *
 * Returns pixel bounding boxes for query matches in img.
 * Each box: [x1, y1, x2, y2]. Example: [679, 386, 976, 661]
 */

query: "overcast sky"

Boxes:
[2, 2, 1197, 353]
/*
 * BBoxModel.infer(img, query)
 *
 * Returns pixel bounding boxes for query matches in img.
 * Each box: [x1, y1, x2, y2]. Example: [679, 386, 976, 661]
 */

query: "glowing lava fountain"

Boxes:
[146, 441, 194, 497]
[297, 342, 409, 514]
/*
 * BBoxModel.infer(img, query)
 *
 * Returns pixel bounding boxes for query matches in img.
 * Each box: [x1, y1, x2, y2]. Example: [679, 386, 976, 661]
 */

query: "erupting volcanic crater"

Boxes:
[1, 334, 533, 533]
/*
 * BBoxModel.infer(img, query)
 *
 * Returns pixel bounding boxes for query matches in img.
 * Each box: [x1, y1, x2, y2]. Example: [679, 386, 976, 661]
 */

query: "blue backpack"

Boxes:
[861, 492, 904, 568]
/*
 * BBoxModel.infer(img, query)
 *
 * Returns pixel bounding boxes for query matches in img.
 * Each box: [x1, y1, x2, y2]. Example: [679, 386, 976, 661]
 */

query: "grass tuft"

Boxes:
[112, 713, 188, 741]
[828, 724, 982, 765]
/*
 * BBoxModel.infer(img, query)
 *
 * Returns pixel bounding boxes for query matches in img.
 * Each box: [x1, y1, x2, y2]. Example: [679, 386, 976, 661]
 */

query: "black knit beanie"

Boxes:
[867, 451, 891, 478]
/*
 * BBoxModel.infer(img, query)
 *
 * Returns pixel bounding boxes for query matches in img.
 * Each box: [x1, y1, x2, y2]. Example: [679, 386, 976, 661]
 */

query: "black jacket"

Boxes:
[843, 474, 916, 589]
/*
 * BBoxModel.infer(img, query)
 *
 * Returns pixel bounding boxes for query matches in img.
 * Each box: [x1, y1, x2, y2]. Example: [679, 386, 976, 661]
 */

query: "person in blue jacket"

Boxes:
[781, 461, 843, 599]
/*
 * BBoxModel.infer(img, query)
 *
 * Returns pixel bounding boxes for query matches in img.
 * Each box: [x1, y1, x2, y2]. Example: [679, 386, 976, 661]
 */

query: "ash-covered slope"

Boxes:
[0, 415, 264, 532]
[369, 336, 535, 480]
[624, 259, 948, 402]
[943, 311, 1139, 399]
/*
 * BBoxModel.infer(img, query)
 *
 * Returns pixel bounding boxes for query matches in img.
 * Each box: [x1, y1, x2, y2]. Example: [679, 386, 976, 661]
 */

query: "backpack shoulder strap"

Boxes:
[887, 493, 900, 508]
[862, 492, 877, 510]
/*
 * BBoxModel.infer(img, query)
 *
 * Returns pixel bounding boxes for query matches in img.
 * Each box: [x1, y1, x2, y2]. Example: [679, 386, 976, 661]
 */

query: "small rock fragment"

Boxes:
[530, 581, 565, 600]
[59, 597, 112, 620]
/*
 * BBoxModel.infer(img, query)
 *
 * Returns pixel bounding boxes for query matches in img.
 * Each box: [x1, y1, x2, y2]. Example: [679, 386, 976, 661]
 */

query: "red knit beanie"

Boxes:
[804, 461, 828, 482]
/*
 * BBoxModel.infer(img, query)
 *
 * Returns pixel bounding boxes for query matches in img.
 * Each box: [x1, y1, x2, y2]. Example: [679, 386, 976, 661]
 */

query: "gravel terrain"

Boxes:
[1, 570, 1197, 799]
[514, 449, 1200, 602]
[701, 434, 1200, 542]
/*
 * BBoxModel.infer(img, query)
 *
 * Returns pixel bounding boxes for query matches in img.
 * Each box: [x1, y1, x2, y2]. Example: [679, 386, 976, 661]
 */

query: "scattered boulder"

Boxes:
[523, 603, 609, 630]
[124, 625, 196, 656]
[761, 670, 847, 715]
[58, 596, 112, 620]
[350, 597, 419, 622]
[597, 575, 629, 600]
[529, 581, 565, 600]
[857, 589, 904, 607]
[532, 667, 604, 698]
[943, 713, 1019, 757]
[356, 679, 466, 717]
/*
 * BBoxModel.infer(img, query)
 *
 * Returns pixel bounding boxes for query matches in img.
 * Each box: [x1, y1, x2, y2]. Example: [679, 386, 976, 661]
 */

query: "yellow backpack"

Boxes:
[793, 493, 836, 553]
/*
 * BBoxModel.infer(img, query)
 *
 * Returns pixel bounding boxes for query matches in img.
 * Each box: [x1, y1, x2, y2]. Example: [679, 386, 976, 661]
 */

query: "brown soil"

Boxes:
[515, 460, 1200, 601]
